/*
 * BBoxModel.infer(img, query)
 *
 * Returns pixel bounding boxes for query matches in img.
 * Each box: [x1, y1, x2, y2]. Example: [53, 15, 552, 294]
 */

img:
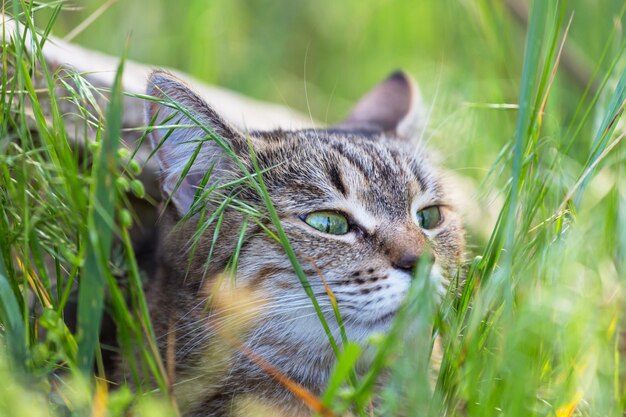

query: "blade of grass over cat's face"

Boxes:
[353, 252, 436, 413]
[245, 135, 341, 356]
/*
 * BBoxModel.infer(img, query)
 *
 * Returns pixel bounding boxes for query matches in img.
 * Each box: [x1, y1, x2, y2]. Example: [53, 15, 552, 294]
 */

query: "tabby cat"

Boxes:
[134, 70, 464, 416]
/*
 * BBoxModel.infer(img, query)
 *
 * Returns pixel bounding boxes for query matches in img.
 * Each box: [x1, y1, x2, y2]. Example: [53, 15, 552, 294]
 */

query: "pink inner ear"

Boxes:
[339, 71, 415, 133]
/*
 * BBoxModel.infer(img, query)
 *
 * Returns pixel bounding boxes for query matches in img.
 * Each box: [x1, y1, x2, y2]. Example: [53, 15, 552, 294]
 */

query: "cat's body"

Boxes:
[125, 71, 464, 416]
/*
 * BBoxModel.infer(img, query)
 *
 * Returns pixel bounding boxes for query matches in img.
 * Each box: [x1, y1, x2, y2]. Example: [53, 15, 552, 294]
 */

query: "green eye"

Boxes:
[416, 206, 442, 230]
[303, 211, 349, 235]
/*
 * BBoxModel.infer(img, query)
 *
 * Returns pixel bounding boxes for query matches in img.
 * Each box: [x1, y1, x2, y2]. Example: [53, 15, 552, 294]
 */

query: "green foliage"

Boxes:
[1, 0, 625, 416]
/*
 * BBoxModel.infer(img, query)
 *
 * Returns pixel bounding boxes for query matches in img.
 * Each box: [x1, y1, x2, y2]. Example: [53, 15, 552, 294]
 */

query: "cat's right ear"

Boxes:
[145, 71, 245, 216]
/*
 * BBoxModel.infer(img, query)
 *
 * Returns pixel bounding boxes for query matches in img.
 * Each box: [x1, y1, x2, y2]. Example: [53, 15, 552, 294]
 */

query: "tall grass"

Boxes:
[0, 0, 625, 416]
[1, 1, 172, 415]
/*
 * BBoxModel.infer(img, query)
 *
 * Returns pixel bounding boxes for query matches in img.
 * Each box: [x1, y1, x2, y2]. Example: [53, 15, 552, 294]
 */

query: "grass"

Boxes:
[1, 0, 625, 416]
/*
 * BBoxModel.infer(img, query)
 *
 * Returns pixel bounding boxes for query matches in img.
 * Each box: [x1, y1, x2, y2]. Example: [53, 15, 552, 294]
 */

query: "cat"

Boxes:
[132, 70, 465, 416]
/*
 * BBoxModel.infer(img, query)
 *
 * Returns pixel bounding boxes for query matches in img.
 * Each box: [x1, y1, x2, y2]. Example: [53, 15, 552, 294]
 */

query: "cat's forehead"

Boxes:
[252, 128, 443, 217]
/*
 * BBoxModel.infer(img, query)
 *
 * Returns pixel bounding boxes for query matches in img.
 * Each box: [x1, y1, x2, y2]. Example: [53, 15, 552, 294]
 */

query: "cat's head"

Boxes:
[145, 71, 464, 343]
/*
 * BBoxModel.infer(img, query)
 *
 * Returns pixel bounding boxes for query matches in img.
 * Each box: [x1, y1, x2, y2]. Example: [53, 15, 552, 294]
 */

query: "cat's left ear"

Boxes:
[335, 70, 425, 139]
[145, 71, 247, 216]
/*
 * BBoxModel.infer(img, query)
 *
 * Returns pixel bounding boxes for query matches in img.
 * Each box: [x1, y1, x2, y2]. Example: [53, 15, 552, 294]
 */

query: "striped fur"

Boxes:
[132, 71, 464, 416]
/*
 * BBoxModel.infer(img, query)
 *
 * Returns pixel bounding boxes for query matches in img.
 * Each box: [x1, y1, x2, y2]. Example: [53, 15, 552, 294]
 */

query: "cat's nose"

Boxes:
[392, 253, 420, 273]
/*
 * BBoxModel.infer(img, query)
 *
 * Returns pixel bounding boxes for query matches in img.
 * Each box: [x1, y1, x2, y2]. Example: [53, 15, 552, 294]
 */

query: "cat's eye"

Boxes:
[303, 211, 349, 235]
[416, 206, 442, 230]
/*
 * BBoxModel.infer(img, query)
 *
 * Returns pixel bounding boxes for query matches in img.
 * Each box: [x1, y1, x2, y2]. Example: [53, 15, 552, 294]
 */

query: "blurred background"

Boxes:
[43, 0, 625, 246]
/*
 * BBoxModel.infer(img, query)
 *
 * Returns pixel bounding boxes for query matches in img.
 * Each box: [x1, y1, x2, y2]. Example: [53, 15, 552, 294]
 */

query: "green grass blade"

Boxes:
[321, 342, 362, 405]
[502, 0, 552, 268]
[247, 137, 340, 356]
[76, 52, 126, 373]
[0, 248, 27, 371]
[573, 67, 626, 205]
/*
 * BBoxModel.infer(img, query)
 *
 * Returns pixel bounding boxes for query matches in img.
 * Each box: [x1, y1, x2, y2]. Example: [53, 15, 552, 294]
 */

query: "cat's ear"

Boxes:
[336, 70, 425, 138]
[146, 71, 245, 216]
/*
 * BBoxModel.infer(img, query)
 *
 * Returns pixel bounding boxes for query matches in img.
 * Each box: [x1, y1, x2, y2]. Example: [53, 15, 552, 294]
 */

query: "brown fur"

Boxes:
[120, 70, 465, 416]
